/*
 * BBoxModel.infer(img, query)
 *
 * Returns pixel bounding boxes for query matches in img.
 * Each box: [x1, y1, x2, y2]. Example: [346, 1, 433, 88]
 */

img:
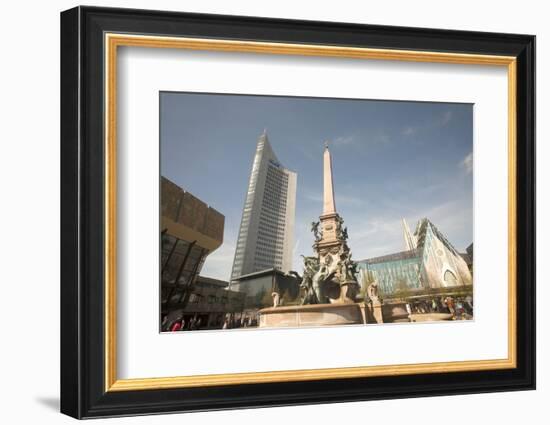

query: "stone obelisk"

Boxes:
[313, 142, 359, 304]
[323, 142, 336, 215]
[317, 143, 340, 247]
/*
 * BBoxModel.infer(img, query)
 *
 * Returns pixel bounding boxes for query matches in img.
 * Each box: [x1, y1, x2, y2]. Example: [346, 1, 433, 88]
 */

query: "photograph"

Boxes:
[159, 92, 474, 332]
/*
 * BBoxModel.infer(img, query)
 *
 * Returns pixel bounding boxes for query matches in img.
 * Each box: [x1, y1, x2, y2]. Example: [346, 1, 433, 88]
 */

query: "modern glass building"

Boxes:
[357, 218, 472, 296]
[358, 250, 423, 295]
[230, 131, 297, 283]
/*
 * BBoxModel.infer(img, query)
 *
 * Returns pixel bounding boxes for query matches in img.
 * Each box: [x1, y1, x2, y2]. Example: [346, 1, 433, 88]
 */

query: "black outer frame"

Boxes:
[60, 6, 535, 419]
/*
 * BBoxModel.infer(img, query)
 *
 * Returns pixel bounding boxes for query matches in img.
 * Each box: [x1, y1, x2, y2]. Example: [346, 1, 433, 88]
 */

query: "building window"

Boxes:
[444, 270, 458, 286]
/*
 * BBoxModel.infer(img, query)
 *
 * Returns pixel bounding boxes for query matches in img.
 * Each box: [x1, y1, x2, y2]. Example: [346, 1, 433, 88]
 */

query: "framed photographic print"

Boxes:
[60, 6, 535, 419]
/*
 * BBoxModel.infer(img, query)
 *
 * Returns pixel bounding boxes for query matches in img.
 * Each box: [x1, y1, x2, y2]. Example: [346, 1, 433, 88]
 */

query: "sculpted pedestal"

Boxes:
[371, 301, 384, 324]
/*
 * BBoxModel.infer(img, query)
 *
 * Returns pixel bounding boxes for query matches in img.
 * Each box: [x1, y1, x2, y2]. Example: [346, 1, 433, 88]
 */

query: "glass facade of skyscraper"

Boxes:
[255, 161, 289, 270]
[230, 132, 297, 284]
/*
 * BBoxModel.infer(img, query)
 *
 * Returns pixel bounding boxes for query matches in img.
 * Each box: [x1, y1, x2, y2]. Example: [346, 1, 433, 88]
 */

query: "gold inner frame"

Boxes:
[104, 33, 517, 392]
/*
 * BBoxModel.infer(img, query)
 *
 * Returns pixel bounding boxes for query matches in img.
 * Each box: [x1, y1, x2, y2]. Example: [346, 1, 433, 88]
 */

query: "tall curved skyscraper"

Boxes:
[230, 131, 297, 282]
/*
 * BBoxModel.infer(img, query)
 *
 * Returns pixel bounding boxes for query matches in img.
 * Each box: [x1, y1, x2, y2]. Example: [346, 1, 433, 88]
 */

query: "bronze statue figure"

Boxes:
[311, 221, 322, 242]
[297, 255, 320, 304]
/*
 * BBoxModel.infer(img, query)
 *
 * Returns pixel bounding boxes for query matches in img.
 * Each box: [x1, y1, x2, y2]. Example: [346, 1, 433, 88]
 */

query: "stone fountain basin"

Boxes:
[258, 303, 364, 328]
[409, 313, 454, 322]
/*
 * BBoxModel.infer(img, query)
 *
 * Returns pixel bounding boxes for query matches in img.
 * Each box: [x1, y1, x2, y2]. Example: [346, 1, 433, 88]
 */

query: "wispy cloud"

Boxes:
[401, 110, 453, 137]
[348, 217, 406, 260]
[336, 194, 369, 207]
[460, 152, 473, 174]
[332, 135, 356, 147]
[401, 126, 416, 136]
[332, 131, 389, 150]
[330, 195, 472, 263]
[302, 190, 367, 208]
[370, 130, 391, 145]
[440, 110, 453, 126]
[200, 241, 236, 281]
[294, 144, 317, 162]
[304, 191, 322, 203]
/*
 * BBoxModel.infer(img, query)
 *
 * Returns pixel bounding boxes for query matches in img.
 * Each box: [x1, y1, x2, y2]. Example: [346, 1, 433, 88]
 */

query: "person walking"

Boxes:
[170, 318, 183, 332]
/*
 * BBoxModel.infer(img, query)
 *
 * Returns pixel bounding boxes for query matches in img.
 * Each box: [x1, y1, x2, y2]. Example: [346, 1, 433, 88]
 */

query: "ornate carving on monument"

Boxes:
[298, 255, 320, 304]
[311, 221, 322, 242]
[330, 246, 340, 254]
[271, 292, 281, 307]
[367, 281, 381, 305]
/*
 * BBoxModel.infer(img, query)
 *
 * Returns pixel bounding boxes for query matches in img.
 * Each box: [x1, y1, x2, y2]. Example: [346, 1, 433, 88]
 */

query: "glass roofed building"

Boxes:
[356, 218, 472, 297]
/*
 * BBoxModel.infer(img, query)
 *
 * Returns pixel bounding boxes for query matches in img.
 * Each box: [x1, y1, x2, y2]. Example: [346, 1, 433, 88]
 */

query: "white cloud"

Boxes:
[295, 144, 317, 162]
[401, 126, 416, 136]
[330, 196, 473, 263]
[440, 110, 453, 126]
[369, 130, 390, 145]
[304, 191, 322, 203]
[200, 241, 236, 281]
[460, 152, 473, 174]
[336, 194, 368, 207]
[332, 135, 355, 147]
[401, 110, 453, 137]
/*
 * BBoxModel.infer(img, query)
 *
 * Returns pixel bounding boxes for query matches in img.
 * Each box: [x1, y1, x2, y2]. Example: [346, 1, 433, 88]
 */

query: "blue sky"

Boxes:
[161, 92, 473, 281]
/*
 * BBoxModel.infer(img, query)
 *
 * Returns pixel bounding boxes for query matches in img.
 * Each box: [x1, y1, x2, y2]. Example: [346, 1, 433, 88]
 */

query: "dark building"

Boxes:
[231, 268, 301, 312]
[461, 243, 474, 273]
[163, 276, 245, 330]
[161, 177, 245, 330]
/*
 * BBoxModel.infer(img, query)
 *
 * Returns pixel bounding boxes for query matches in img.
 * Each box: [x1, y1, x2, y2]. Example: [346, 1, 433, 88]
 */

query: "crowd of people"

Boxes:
[162, 315, 204, 332]
[222, 315, 257, 329]
[407, 295, 474, 319]
[162, 313, 259, 332]
[162, 295, 473, 331]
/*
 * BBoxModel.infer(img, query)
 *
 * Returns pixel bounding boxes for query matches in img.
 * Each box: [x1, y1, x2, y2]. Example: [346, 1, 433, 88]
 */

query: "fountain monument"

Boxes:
[258, 143, 368, 327]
